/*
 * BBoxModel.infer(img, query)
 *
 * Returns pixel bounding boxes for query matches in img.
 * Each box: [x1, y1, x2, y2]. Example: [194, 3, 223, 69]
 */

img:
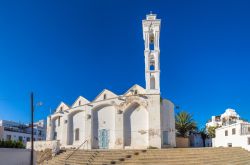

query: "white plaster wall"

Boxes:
[52, 117, 62, 141]
[26, 140, 59, 152]
[148, 94, 162, 148]
[214, 123, 250, 151]
[0, 148, 35, 165]
[161, 99, 176, 147]
[68, 111, 85, 146]
[124, 103, 148, 149]
[92, 105, 116, 149]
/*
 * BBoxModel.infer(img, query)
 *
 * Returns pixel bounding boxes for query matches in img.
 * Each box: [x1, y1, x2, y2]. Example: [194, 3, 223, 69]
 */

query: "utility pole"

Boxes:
[30, 92, 34, 165]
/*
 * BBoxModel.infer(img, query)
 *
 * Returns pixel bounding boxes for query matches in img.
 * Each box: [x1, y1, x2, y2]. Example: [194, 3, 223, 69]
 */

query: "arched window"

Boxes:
[58, 117, 60, 126]
[149, 32, 154, 50]
[103, 94, 107, 100]
[149, 55, 155, 71]
[150, 64, 155, 71]
[150, 76, 155, 89]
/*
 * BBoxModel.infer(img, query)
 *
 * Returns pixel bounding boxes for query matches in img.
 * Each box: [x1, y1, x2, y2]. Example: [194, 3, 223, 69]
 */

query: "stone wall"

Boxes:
[26, 140, 60, 153]
[176, 137, 190, 148]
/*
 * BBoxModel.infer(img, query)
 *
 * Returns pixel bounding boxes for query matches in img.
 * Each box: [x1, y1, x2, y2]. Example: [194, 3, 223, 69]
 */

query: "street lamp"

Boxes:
[30, 92, 43, 165]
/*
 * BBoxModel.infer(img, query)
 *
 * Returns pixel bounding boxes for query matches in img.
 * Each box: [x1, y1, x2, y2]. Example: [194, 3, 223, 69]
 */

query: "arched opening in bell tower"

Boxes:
[150, 76, 156, 89]
[149, 32, 154, 50]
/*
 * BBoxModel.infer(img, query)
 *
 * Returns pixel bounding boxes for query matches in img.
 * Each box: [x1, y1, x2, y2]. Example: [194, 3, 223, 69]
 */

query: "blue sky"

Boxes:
[0, 0, 250, 128]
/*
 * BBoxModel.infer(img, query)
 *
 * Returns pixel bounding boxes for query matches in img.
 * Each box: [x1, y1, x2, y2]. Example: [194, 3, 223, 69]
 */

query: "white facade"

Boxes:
[213, 122, 250, 151]
[206, 108, 243, 128]
[0, 120, 46, 145]
[46, 13, 176, 150]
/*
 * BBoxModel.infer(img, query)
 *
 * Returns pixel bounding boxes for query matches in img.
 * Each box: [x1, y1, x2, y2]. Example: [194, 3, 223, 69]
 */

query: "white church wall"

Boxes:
[161, 99, 176, 147]
[148, 94, 162, 148]
[124, 103, 149, 149]
[92, 105, 116, 149]
[68, 110, 86, 146]
[52, 116, 63, 142]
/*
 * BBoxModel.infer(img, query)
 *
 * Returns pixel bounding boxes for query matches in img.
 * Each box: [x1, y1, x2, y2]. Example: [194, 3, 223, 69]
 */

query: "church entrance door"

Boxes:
[98, 129, 109, 149]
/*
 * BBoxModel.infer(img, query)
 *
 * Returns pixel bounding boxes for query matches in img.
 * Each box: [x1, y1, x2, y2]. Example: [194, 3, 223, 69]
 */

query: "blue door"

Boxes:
[98, 129, 109, 149]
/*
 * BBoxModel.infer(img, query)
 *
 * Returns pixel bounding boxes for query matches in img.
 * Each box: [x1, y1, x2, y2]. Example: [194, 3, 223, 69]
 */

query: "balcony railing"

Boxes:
[240, 123, 250, 135]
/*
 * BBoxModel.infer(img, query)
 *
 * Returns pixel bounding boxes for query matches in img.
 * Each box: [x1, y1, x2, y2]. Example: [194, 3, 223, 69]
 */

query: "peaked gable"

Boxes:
[55, 102, 70, 113]
[93, 89, 118, 102]
[72, 96, 90, 108]
[124, 84, 146, 96]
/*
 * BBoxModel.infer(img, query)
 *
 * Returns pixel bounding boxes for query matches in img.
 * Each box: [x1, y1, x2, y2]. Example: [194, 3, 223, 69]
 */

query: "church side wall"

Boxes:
[148, 94, 162, 148]
[161, 99, 176, 147]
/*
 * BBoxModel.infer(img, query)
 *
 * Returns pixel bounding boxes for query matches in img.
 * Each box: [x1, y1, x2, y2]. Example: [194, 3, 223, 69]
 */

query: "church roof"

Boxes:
[93, 89, 118, 102]
[71, 96, 90, 108]
[123, 84, 146, 96]
[55, 102, 70, 113]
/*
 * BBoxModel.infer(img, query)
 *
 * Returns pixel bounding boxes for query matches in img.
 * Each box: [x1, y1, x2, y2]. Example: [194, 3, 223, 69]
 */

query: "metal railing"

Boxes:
[64, 140, 88, 165]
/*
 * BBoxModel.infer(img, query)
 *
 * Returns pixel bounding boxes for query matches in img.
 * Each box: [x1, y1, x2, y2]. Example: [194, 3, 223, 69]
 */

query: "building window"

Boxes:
[248, 127, 250, 133]
[18, 136, 23, 141]
[134, 90, 138, 95]
[58, 117, 60, 126]
[6, 135, 11, 140]
[225, 130, 228, 136]
[60, 106, 63, 111]
[53, 132, 57, 140]
[103, 94, 107, 100]
[79, 100, 81, 106]
[27, 137, 30, 142]
[150, 76, 156, 89]
[75, 128, 79, 141]
[248, 137, 250, 145]
[232, 128, 236, 135]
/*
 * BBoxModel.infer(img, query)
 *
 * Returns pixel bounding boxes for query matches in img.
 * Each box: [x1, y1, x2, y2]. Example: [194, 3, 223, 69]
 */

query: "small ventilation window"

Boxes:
[225, 130, 228, 136]
[58, 117, 60, 126]
[75, 128, 79, 141]
[232, 128, 236, 135]
[103, 94, 107, 100]
[79, 100, 81, 106]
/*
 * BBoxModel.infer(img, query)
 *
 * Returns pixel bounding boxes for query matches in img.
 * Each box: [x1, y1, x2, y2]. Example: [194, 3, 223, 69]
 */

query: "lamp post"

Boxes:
[30, 92, 34, 165]
[30, 92, 43, 165]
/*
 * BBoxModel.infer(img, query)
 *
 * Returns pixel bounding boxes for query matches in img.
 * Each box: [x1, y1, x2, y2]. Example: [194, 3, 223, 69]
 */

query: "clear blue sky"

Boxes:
[0, 0, 250, 128]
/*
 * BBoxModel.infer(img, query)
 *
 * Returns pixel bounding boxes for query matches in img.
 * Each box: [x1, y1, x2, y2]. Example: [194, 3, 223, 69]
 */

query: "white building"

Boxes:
[206, 108, 243, 128]
[0, 120, 46, 145]
[213, 121, 250, 151]
[46, 13, 176, 150]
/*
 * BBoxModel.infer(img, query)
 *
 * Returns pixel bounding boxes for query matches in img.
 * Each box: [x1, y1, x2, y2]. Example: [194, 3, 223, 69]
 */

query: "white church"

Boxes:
[46, 13, 176, 150]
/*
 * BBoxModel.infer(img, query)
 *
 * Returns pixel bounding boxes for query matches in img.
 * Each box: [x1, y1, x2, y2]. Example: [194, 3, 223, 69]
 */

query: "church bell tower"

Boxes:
[142, 13, 161, 94]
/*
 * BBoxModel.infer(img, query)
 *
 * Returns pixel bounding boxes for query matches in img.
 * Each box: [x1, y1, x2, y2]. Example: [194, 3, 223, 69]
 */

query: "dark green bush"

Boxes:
[0, 139, 25, 148]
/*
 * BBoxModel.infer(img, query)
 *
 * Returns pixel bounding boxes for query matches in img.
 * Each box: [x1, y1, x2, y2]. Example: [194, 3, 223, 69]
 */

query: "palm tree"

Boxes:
[175, 111, 197, 137]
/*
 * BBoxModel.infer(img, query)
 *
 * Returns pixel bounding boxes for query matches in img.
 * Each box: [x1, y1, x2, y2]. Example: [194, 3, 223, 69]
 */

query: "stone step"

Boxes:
[44, 147, 250, 165]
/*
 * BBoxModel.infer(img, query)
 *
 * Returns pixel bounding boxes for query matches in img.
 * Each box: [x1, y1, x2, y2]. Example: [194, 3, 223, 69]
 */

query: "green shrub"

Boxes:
[0, 139, 25, 148]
